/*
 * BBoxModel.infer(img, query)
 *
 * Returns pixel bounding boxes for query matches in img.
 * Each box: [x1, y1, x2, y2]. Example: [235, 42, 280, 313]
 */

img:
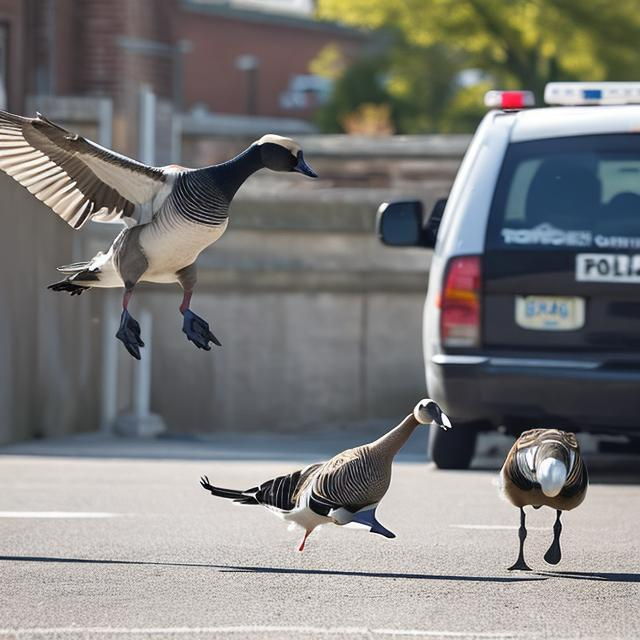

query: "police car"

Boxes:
[378, 82, 640, 469]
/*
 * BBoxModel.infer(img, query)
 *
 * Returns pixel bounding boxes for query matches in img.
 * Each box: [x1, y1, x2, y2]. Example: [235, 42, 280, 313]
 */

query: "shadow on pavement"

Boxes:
[213, 563, 546, 582]
[0, 555, 545, 583]
[537, 570, 640, 583]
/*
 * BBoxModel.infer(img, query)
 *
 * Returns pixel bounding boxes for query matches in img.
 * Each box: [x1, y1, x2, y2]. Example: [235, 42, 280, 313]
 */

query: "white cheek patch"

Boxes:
[256, 134, 300, 155]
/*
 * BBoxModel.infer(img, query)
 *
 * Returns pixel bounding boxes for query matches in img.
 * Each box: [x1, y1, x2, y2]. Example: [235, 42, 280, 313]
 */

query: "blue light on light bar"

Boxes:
[545, 82, 640, 105]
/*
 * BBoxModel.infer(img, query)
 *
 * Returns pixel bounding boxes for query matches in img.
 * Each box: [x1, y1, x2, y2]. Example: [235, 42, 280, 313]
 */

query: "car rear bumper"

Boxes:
[427, 353, 640, 432]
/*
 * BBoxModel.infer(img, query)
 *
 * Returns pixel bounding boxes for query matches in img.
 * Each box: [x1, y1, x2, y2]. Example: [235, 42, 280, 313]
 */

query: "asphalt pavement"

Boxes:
[0, 428, 638, 640]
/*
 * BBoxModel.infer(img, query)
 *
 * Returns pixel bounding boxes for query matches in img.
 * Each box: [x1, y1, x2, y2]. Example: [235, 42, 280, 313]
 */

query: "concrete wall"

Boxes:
[0, 134, 468, 443]
[0, 173, 102, 445]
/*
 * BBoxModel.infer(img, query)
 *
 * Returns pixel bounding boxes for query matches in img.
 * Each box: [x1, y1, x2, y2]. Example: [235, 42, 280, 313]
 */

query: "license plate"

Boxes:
[515, 296, 585, 331]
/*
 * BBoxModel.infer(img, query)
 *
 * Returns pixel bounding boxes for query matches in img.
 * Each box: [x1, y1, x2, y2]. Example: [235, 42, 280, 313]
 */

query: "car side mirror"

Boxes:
[424, 197, 447, 248]
[376, 200, 427, 247]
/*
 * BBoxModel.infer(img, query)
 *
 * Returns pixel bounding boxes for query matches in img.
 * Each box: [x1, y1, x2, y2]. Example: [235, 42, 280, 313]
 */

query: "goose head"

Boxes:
[413, 398, 452, 431]
[532, 431, 572, 497]
[255, 134, 318, 178]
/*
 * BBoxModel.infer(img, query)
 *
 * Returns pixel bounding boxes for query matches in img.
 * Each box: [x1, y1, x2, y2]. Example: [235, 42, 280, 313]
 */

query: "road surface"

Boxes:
[0, 430, 638, 639]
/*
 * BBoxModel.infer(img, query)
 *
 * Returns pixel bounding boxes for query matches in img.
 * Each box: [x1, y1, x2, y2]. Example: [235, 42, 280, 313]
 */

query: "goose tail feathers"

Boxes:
[48, 261, 102, 294]
[47, 279, 91, 295]
[57, 260, 93, 273]
[200, 476, 259, 505]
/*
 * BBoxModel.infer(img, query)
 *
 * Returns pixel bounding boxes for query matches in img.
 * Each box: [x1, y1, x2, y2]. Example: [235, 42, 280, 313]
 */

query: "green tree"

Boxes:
[317, 0, 640, 98]
[312, 37, 469, 133]
[314, 52, 394, 133]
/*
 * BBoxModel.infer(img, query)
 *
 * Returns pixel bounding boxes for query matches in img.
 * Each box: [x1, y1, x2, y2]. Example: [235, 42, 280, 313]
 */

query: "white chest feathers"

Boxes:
[140, 217, 229, 282]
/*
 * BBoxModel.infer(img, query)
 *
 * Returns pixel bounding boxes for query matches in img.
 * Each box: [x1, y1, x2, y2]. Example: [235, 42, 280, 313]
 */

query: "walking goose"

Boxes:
[500, 428, 588, 571]
[0, 110, 317, 359]
[200, 398, 452, 551]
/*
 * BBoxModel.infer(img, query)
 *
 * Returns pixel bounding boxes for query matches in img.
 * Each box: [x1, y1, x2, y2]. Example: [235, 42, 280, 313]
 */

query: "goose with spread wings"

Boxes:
[200, 399, 452, 551]
[0, 110, 317, 359]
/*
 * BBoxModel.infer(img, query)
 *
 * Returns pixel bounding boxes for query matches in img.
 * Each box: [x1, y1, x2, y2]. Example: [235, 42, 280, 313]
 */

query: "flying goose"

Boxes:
[0, 110, 317, 359]
[200, 399, 452, 551]
[500, 428, 588, 571]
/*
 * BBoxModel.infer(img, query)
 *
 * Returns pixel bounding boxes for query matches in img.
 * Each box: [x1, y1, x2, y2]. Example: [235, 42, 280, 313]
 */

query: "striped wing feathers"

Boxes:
[313, 446, 388, 511]
[252, 463, 323, 512]
[0, 110, 166, 229]
[506, 428, 587, 501]
[515, 428, 579, 451]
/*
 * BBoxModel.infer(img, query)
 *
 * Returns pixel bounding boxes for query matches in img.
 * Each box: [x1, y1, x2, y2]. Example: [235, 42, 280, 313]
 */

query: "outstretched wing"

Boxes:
[0, 110, 167, 229]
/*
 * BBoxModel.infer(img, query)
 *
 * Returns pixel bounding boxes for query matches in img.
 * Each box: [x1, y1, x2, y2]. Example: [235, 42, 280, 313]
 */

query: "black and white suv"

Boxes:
[378, 82, 640, 469]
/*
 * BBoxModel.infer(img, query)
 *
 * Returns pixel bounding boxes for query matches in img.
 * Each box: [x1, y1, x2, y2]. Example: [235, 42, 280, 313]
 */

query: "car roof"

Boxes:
[506, 105, 640, 143]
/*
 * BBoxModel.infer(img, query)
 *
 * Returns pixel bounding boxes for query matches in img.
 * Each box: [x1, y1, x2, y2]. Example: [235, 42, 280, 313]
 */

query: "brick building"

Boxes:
[0, 0, 367, 156]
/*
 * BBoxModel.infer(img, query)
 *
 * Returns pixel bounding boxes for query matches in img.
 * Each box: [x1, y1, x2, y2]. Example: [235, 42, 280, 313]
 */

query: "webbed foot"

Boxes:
[182, 309, 221, 350]
[116, 309, 145, 360]
[544, 510, 563, 565]
[508, 507, 531, 571]
[543, 544, 562, 565]
[508, 557, 532, 571]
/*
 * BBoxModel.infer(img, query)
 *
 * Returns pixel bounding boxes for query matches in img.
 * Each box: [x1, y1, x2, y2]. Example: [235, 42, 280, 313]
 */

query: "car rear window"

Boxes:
[486, 134, 640, 250]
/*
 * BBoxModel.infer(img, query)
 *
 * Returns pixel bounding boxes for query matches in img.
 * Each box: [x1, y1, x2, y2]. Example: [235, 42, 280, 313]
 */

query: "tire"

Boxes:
[428, 422, 480, 469]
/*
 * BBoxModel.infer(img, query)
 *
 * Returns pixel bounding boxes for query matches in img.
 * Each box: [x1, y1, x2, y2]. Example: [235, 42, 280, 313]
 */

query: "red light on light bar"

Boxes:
[484, 90, 535, 110]
[501, 92, 525, 109]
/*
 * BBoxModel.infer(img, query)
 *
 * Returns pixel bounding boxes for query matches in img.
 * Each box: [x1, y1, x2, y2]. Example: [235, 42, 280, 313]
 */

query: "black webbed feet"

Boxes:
[182, 309, 222, 350]
[543, 510, 563, 565]
[508, 557, 532, 572]
[543, 543, 562, 565]
[116, 309, 145, 360]
[508, 507, 531, 571]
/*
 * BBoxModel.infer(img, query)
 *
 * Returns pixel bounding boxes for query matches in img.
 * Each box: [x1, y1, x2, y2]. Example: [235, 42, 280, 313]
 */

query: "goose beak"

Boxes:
[293, 152, 318, 178]
[538, 457, 568, 497]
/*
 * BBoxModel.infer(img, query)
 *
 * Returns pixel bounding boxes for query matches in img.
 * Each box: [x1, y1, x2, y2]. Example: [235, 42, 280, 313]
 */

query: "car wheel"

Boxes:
[428, 422, 481, 469]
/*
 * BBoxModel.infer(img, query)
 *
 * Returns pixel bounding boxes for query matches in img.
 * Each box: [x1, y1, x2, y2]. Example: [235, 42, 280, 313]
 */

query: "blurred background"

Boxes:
[1, 0, 639, 444]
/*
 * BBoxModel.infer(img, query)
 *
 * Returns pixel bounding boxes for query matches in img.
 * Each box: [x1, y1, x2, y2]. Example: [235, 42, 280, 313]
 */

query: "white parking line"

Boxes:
[0, 512, 118, 518]
[451, 524, 546, 531]
[0, 627, 519, 638]
[376, 631, 518, 638]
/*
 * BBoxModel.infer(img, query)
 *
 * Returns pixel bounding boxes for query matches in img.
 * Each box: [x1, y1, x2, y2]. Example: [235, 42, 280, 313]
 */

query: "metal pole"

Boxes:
[134, 89, 155, 422]
[100, 290, 119, 433]
[98, 100, 116, 434]
[133, 309, 152, 418]
[138, 84, 156, 165]
[97, 98, 113, 148]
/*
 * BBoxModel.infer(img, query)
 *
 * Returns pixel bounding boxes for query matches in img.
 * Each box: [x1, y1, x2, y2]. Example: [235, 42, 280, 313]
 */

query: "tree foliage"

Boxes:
[314, 0, 640, 132]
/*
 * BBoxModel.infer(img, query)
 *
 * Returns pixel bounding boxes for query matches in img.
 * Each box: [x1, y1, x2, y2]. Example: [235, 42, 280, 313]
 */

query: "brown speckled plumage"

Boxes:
[500, 428, 589, 571]
[501, 428, 588, 510]
[200, 399, 452, 551]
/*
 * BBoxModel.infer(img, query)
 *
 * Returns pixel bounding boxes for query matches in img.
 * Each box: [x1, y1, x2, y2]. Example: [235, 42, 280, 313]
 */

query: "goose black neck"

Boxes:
[208, 144, 264, 202]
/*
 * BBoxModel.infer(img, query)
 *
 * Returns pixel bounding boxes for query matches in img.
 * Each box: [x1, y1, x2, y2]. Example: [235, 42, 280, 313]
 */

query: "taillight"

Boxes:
[439, 256, 481, 348]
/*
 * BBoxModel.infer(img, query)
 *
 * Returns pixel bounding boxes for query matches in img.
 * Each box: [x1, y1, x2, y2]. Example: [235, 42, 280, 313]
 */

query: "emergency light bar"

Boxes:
[484, 90, 535, 110]
[545, 82, 640, 106]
